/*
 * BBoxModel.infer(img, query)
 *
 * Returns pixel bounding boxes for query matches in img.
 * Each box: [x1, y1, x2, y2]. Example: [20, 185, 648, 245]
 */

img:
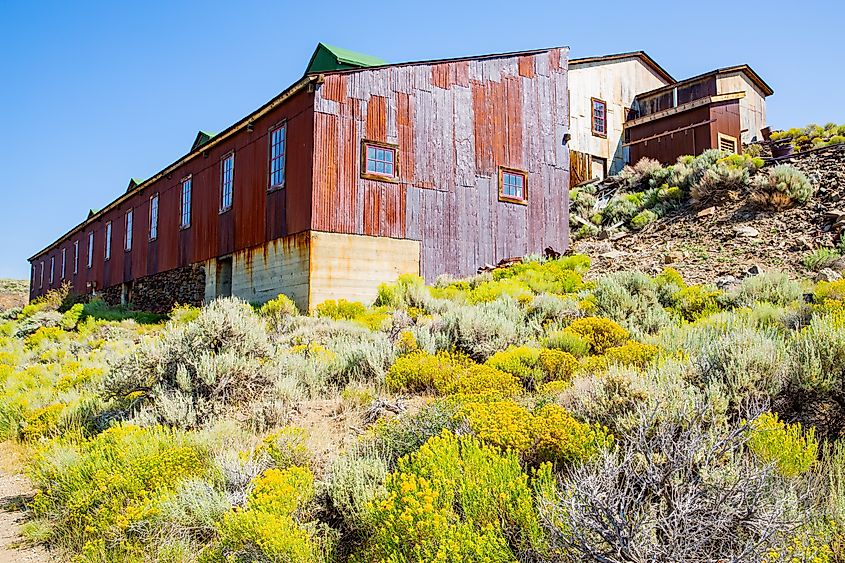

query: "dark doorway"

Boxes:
[216, 257, 233, 298]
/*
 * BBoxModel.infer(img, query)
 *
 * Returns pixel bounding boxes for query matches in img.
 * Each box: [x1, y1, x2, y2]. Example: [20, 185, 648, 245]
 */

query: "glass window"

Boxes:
[499, 168, 528, 203]
[221, 153, 234, 210]
[592, 98, 607, 136]
[105, 222, 112, 260]
[269, 125, 286, 188]
[87, 232, 94, 268]
[50, 256, 55, 285]
[125, 210, 133, 251]
[149, 194, 159, 240]
[181, 177, 192, 228]
[364, 143, 397, 178]
[73, 241, 79, 274]
[40, 261, 44, 288]
[61, 248, 66, 279]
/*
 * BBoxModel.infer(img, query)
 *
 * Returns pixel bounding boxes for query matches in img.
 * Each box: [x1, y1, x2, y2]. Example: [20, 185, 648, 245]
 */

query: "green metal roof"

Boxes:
[305, 43, 387, 74]
[191, 130, 216, 151]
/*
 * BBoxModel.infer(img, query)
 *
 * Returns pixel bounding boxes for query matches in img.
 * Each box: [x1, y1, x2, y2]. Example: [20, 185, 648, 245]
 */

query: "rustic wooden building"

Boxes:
[624, 66, 773, 165]
[28, 44, 571, 311]
[567, 52, 674, 184]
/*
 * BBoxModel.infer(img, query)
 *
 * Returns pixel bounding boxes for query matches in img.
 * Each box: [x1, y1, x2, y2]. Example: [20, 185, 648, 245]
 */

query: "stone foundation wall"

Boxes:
[100, 265, 205, 314]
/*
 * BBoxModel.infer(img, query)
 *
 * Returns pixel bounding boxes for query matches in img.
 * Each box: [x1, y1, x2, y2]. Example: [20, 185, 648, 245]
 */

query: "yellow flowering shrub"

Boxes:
[20, 402, 66, 442]
[355, 431, 551, 561]
[396, 330, 419, 355]
[386, 350, 472, 393]
[443, 364, 523, 399]
[670, 285, 722, 321]
[314, 299, 389, 330]
[531, 404, 614, 465]
[541, 380, 572, 395]
[603, 341, 659, 369]
[261, 426, 310, 469]
[814, 280, 845, 302]
[29, 424, 209, 554]
[485, 346, 542, 383]
[218, 466, 319, 562]
[459, 401, 535, 452]
[763, 523, 838, 563]
[258, 293, 299, 318]
[563, 317, 629, 354]
[748, 412, 818, 478]
[538, 349, 580, 382]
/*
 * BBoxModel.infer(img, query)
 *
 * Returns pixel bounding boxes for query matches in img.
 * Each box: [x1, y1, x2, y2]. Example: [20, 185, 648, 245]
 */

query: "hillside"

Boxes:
[1, 257, 845, 561]
[0, 280, 27, 312]
[571, 143, 845, 285]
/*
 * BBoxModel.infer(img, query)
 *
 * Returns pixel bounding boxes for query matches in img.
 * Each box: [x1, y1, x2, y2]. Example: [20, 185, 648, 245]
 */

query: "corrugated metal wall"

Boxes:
[30, 89, 315, 300]
[311, 48, 571, 281]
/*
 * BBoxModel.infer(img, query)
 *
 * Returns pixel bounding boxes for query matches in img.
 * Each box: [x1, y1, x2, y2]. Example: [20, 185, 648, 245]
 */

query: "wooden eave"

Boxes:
[29, 75, 316, 262]
[569, 51, 675, 84]
[635, 65, 773, 100]
[624, 92, 746, 128]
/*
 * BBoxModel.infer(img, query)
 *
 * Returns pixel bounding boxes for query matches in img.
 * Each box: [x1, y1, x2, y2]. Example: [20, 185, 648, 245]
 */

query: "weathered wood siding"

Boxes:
[311, 48, 570, 282]
[716, 72, 767, 143]
[568, 58, 670, 176]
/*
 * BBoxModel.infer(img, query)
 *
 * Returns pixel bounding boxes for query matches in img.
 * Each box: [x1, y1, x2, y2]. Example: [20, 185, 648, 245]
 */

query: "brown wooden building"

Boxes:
[624, 66, 773, 165]
[28, 44, 571, 311]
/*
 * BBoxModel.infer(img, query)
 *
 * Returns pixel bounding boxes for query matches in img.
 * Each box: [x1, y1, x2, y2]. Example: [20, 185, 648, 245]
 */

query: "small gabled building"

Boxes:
[28, 44, 571, 312]
[567, 52, 674, 184]
[624, 65, 773, 165]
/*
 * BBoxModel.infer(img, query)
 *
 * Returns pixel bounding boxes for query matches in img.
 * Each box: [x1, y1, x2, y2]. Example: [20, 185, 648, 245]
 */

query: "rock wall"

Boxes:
[100, 265, 205, 313]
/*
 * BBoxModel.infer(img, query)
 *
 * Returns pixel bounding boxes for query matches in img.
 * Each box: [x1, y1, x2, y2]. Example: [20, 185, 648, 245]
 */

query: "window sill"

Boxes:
[180, 225, 191, 231]
[591, 131, 607, 139]
[498, 195, 528, 206]
[267, 184, 285, 193]
[219, 207, 232, 215]
[361, 173, 400, 184]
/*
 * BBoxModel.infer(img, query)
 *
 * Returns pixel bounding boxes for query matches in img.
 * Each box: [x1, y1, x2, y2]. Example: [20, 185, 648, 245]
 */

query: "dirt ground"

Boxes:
[0, 442, 52, 563]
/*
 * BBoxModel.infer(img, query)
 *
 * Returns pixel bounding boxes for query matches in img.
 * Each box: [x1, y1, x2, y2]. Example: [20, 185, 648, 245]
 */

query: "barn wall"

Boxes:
[568, 58, 670, 176]
[311, 48, 571, 282]
[30, 89, 316, 302]
[627, 105, 714, 165]
[716, 72, 767, 143]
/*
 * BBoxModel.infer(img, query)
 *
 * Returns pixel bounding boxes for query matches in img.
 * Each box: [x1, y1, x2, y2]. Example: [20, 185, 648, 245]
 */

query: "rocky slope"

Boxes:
[571, 144, 845, 285]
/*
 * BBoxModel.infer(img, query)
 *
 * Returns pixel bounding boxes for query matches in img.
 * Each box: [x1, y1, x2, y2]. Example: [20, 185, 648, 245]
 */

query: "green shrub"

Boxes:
[385, 350, 470, 393]
[440, 298, 523, 361]
[261, 426, 310, 469]
[259, 293, 299, 318]
[328, 453, 388, 531]
[630, 209, 658, 229]
[543, 330, 590, 357]
[751, 165, 813, 209]
[748, 412, 817, 478]
[790, 314, 845, 394]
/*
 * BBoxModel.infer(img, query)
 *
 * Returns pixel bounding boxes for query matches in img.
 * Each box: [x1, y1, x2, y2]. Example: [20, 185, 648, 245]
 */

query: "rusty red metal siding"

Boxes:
[627, 98, 742, 165]
[311, 49, 570, 281]
[30, 89, 315, 300]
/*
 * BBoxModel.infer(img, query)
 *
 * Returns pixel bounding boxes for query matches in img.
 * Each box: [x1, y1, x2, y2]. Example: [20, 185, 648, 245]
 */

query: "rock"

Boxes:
[599, 250, 629, 260]
[815, 268, 842, 282]
[697, 206, 716, 218]
[734, 225, 760, 238]
[824, 209, 845, 222]
[828, 257, 845, 273]
[664, 251, 683, 264]
[715, 275, 741, 291]
[745, 264, 764, 277]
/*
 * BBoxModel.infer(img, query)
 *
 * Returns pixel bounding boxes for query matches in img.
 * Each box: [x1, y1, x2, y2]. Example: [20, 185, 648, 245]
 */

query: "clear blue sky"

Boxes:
[1, 0, 842, 279]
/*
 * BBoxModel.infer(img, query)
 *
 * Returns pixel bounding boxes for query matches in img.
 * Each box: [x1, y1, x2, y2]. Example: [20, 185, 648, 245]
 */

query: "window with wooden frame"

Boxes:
[39, 261, 44, 288]
[104, 221, 112, 260]
[718, 133, 738, 154]
[61, 248, 66, 279]
[87, 232, 94, 268]
[124, 209, 133, 252]
[73, 240, 79, 274]
[180, 176, 192, 229]
[361, 140, 399, 182]
[591, 97, 607, 137]
[50, 256, 55, 285]
[498, 166, 528, 204]
[149, 194, 159, 241]
[269, 124, 286, 189]
[221, 152, 234, 211]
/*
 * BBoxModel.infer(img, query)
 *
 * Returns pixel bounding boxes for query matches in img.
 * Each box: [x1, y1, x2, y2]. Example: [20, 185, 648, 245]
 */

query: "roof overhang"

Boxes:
[625, 91, 746, 128]
[570, 51, 674, 84]
[29, 75, 316, 262]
